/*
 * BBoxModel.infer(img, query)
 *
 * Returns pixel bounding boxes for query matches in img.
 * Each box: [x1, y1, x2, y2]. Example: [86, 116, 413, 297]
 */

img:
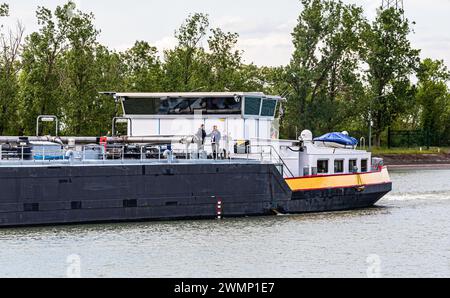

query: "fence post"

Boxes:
[387, 127, 391, 149]
[407, 131, 410, 149]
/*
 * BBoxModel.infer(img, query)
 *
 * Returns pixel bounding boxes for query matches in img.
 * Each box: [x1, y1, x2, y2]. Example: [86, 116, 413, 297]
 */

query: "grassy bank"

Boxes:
[370, 147, 450, 155]
[368, 147, 450, 166]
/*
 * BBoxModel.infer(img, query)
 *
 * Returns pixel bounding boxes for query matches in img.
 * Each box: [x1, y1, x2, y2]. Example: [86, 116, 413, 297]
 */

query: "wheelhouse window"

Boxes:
[361, 159, 368, 172]
[260, 99, 277, 117]
[122, 97, 242, 115]
[317, 160, 329, 174]
[334, 160, 344, 174]
[244, 97, 262, 116]
[349, 159, 358, 173]
[122, 98, 158, 115]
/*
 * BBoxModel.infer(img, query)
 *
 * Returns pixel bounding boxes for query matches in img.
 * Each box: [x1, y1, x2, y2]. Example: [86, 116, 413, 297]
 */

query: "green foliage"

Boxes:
[282, 0, 366, 138]
[164, 13, 210, 91]
[17, 1, 121, 136]
[0, 3, 8, 17]
[121, 41, 163, 92]
[361, 7, 420, 146]
[18, 3, 73, 135]
[371, 147, 448, 155]
[206, 28, 241, 90]
[0, 0, 448, 144]
[59, 4, 106, 135]
[415, 58, 450, 146]
[163, 13, 262, 93]
[0, 4, 23, 135]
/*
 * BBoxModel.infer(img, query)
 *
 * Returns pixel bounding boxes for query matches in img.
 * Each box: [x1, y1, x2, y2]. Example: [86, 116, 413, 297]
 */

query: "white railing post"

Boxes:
[270, 146, 272, 163]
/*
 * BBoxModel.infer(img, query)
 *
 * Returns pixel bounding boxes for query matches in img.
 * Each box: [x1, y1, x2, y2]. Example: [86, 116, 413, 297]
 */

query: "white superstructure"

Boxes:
[113, 92, 280, 141]
[110, 92, 373, 178]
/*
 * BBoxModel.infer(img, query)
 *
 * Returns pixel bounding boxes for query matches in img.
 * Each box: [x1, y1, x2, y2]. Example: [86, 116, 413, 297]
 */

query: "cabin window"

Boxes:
[349, 159, 358, 173]
[361, 159, 368, 172]
[244, 97, 262, 116]
[260, 99, 277, 117]
[317, 160, 329, 174]
[123, 97, 242, 115]
[334, 160, 344, 174]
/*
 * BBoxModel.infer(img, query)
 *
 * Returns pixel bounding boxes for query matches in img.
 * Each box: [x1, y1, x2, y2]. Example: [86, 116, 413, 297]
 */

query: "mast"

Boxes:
[382, 0, 404, 11]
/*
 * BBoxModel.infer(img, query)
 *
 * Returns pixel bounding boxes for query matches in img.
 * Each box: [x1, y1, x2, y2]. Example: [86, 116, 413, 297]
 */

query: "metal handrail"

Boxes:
[0, 142, 295, 174]
[244, 144, 295, 178]
[36, 115, 59, 137]
[360, 137, 366, 150]
[112, 117, 133, 137]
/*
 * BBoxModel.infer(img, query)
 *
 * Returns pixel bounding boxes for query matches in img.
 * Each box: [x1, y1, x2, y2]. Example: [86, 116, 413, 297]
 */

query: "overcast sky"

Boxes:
[3, 0, 450, 67]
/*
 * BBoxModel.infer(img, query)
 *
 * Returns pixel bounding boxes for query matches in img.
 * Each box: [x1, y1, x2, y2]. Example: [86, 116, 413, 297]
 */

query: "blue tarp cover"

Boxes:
[314, 132, 358, 146]
[33, 155, 65, 161]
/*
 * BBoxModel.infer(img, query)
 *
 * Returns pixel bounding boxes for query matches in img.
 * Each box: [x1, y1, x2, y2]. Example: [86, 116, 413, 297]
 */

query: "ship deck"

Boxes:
[0, 158, 264, 168]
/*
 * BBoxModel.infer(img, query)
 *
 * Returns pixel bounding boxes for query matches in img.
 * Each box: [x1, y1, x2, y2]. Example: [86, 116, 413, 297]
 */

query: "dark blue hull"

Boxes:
[0, 163, 391, 227]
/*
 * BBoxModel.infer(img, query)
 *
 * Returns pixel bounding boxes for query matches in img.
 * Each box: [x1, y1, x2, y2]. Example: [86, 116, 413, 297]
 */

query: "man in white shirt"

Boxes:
[208, 126, 222, 159]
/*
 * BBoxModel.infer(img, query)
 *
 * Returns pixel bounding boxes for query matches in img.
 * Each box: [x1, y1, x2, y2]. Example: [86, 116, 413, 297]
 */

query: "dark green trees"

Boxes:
[283, 0, 366, 137]
[416, 59, 450, 147]
[0, 3, 23, 135]
[0, 0, 448, 145]
[362, 7, 420, 146]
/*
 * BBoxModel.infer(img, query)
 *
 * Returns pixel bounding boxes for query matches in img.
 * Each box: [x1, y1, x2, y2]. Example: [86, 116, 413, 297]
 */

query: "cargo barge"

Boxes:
[0, 92, 392, 227]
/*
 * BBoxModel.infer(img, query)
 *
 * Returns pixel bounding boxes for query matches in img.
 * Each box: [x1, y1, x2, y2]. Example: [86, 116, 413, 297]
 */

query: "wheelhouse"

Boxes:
[111, 92, 282, 142]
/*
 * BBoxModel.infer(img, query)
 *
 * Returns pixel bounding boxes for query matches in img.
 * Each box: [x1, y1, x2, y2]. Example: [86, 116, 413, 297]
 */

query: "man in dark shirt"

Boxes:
[195, 124, 207, 152]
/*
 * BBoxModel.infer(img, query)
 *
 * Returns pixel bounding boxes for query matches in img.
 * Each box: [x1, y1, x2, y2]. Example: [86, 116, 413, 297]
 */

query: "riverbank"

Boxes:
[375, 153, 450, 169]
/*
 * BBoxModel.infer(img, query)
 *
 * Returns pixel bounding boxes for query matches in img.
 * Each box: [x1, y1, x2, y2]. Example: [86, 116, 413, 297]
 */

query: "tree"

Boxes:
[416, 58, 450, 147]
[206, 28, 242, 91]
[0, 4, 24, 135]
[18, 2, 74, 135]
[91, 45, 126, 135]
[19, 1, 118, 136]
[361, 7, 420, 147]
[163, 13, 210, 91]
[284, 0, 366, 138]
[58, 1, 102, 135]
[0, 3, 8, 17]
[120, 41, 163, 92]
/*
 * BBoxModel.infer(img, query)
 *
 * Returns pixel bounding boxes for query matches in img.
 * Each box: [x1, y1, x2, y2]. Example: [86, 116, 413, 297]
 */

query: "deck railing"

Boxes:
[243, 144, 295, 178]
[0, 143, 292, 171]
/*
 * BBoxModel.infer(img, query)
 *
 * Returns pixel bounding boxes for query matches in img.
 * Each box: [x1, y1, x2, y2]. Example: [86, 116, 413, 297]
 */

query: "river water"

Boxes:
[0, 168, 449, 278]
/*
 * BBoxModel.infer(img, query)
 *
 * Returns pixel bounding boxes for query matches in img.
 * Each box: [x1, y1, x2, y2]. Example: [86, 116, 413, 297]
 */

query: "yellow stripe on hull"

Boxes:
[285, 167, 391, 191]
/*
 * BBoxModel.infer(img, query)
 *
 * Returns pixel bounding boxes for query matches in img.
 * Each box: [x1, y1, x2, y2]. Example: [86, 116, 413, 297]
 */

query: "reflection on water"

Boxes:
[0, 169, 449, 278]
